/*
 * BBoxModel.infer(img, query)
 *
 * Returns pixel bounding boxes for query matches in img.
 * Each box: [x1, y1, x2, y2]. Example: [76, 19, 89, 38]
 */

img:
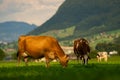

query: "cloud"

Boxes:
[0, 0, 65, 26]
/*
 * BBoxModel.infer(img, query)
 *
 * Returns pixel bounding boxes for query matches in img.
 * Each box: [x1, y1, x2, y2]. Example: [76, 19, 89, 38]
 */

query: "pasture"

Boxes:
[0, 56, 120, 80]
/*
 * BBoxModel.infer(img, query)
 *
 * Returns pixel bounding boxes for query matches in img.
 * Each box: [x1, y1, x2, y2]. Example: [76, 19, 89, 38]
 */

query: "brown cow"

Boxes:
[17, 35, 69, 68]
[73, 38, 90, 65]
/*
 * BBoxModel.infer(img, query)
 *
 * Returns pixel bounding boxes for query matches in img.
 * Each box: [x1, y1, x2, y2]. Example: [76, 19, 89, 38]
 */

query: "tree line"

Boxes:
[95, 36, 120, 55]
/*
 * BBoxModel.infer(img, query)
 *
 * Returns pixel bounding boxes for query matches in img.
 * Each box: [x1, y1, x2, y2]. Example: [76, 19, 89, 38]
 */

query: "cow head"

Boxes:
[60, 55, 69, 68]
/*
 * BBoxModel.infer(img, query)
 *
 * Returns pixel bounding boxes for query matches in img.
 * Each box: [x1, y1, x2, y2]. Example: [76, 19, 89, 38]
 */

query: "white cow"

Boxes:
[109, 51, 118, 55]
[97, 52, 108, 62]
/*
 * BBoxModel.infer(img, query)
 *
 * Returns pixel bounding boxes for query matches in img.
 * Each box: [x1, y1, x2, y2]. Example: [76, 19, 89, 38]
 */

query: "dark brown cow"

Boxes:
[17, 35, 69, 68]
[73, 38, 90, 65]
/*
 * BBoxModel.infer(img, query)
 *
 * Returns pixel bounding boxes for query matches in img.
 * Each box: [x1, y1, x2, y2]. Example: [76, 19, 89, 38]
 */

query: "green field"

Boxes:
[0, 56, 120, 80]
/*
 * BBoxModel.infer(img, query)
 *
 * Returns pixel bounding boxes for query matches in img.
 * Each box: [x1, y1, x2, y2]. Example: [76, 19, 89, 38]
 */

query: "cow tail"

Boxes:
[17, 51, 19, 57]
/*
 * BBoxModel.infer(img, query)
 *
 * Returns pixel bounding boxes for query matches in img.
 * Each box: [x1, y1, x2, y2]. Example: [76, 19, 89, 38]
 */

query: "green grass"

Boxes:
[0, 56, 120, 80]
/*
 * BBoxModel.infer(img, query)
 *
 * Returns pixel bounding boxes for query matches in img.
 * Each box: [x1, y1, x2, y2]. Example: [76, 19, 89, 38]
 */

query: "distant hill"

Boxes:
[0, 21, 36, 42]
[28, 0, 120, 43]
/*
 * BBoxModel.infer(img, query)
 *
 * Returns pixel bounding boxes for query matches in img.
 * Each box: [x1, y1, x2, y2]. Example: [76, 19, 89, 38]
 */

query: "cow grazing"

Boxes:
[17, 35, 69, 68]
[97, 52, 108, 62]
[73, 38, 90, 65]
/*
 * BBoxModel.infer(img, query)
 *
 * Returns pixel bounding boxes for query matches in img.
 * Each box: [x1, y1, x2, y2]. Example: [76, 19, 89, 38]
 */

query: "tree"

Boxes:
[0, 48, 5, 60]
[113, 36, 120, 55]
[95, 38, 120, 55]
[113, 36, 120, 44]
[95, 43, 106, 51]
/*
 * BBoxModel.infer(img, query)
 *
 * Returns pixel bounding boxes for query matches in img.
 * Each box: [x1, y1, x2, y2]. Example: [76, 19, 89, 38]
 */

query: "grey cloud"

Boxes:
[0, 0, 65, 25]
[0, 0, 3, 4]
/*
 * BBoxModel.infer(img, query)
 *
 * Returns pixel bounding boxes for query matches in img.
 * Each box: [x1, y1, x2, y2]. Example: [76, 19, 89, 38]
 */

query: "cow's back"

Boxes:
[74, 38, 90, 55]
[18, 36, 64, 58]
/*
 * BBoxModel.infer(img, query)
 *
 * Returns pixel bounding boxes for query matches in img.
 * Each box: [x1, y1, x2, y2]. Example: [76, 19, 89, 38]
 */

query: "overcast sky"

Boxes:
[0, 0, 65, 26]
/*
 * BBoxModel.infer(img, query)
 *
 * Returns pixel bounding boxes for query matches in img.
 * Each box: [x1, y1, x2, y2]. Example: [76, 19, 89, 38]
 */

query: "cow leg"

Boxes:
[82, 59, 87, 65]
[17, 51, 20, 66]
[45, 57, 51, 68]
[74, 49, 80, 63]
[77, 55, 80, 63]
[17, 51, 22, 66]
[82, 55, 88, 65]
[104, 57, 107, 62]
[80, 55, 83, 65]
[83, 59, 85, 65]
[81, 57, 84, 65]
[76, 54, 81, 63]
[97, 56, 100, 62]
[17, 55, 21, 66]
[84, 58, 88, 65]
[97, 57, 100, 62]
[24, 57, 28, 66]
[99, 57, 101, 62]
[17, 55, 28, 66]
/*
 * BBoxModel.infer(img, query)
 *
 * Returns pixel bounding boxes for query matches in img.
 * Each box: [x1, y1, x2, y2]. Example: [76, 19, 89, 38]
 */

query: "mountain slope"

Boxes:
[29, 0, 120, 39]
[0, 21, 36, 42]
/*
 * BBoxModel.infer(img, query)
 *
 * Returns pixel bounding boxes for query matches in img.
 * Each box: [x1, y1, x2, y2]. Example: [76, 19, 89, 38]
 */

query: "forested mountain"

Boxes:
[28, 0, 120, 41]
[0, 21, 36, 42]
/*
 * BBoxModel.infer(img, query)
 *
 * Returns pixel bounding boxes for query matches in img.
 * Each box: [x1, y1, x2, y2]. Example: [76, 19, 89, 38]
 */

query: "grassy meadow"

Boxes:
[0, 56, 120, 80]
